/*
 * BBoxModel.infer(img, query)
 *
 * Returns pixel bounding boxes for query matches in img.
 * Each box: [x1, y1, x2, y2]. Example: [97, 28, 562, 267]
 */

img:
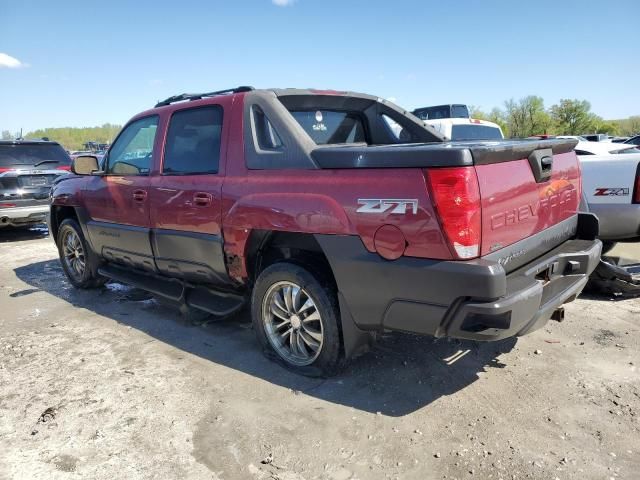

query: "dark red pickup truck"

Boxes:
[49, 87, 602, 375]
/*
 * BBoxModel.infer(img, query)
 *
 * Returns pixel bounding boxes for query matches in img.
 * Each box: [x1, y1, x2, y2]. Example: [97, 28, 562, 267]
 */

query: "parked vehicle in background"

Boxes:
[0, 139, 71, 228]
[624, 135, 640, 146]
[579, 148, 640, 293]
[50, 87, 601, 375]
[531, 136, 640, 252]
[582, 133, 609, 142]
[83, 141, 110, 152]
[556, 137, 640, 156]
[412, 104, 469, 120]
[424, 117, 504, 141]
[69, 150, 92, 157]
[579, 150, 640, 251]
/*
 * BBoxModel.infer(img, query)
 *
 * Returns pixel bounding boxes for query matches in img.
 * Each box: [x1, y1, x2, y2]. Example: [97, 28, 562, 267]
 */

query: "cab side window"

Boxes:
[107, 116, 158, 175]
[163, 106, 223, 175]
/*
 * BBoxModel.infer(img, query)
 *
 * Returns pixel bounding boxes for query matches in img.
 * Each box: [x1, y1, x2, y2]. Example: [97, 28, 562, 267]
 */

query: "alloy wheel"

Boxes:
[62, 228, 86, 280]
[262, 281, 324, 366]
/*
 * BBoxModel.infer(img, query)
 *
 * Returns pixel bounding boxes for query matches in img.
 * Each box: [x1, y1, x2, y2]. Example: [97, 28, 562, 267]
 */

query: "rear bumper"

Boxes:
[316, 214, 602, 342]
[441, 238, 600, 340]
[0, 204, 49, 226]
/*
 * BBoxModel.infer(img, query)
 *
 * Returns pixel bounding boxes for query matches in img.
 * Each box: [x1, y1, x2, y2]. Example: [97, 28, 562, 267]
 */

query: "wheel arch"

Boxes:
[245, 230, 332, 284]
[245, 229, 373, 360]
[50, 205, 79, 244]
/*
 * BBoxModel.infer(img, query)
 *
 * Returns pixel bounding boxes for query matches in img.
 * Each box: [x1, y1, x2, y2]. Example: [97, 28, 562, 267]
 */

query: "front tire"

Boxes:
[57, 218, 106, 289]
[251, 262, 342, 377]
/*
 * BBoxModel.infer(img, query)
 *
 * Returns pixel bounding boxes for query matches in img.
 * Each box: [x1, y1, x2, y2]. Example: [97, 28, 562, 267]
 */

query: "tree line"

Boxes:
[1, 124, 122, 151]
[471, 96, 639, 138]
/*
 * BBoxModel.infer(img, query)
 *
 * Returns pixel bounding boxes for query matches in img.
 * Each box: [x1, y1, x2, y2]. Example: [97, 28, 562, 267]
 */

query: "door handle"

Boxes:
[132, 189, 147, 202]
[193, 192, 213, 207]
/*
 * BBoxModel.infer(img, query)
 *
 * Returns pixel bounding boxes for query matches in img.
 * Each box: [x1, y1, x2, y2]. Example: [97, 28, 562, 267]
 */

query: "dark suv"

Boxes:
[0, 139, 71, 228]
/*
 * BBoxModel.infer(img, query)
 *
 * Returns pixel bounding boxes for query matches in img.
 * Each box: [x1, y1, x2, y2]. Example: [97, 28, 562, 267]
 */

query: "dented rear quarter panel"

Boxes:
[221, 168, 452, 281]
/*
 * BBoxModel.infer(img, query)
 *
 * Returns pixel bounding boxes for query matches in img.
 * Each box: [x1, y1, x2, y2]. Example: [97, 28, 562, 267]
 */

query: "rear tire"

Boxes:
[57, 218, 106, 289]
[251, 262, 343, 377]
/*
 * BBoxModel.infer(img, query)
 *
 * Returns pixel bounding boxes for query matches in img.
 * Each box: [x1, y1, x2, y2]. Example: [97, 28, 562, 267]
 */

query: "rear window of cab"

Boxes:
[289, 110, 366, 144]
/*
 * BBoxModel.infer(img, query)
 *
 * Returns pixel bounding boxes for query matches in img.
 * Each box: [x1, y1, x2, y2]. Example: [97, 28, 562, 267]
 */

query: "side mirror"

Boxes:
[72, 155, 101, 175]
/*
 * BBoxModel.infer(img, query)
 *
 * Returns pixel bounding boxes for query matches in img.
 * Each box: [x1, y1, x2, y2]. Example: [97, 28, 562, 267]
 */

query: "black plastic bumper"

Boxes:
[316, 214, 602, 343]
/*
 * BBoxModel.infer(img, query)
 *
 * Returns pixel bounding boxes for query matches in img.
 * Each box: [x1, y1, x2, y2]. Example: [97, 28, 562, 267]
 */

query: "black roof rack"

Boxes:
[155, 86, 255, 108]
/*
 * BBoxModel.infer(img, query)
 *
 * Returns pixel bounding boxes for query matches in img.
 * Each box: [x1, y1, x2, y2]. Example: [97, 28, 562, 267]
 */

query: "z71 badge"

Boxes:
[357, 199, 418, 214]
[594, 188, 629, 196]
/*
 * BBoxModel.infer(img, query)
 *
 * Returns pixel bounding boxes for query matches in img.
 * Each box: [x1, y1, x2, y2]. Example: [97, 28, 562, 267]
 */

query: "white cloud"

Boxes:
[272, 0, 296, 6]
[0, 53, 27, 69]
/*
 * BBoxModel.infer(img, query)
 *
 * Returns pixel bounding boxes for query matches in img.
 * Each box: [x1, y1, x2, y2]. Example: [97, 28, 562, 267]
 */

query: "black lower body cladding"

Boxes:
[315, 214, 602, 342]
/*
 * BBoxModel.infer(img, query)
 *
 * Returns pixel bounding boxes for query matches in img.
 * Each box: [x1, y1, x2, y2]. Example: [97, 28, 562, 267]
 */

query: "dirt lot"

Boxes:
[0, 229, 638, 480]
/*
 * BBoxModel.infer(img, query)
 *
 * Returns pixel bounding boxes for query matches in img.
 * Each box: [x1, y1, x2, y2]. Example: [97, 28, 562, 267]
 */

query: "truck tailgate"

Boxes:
[475, 148, 581, 259]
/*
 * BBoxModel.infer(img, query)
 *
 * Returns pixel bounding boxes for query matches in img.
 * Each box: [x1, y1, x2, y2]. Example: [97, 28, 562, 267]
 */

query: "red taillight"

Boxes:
[426, 167, 482, 259]
[633, 166, 640, 204]
[56, 165, 71, 171]
[0, 203, 16, 208]
[0, 168, 14, 174]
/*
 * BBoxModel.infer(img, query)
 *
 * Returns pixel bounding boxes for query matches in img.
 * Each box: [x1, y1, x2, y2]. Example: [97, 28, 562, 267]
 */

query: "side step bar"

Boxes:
[98, 264, 246, 317]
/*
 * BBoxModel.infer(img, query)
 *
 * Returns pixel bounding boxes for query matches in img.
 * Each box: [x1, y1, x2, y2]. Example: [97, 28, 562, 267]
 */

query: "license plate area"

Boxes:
[18, 175, 52, 187]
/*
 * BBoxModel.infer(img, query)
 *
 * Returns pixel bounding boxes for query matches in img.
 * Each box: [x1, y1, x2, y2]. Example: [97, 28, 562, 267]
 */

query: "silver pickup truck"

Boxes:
[575, 141, 640, 252]
[575, 141, 640, 293]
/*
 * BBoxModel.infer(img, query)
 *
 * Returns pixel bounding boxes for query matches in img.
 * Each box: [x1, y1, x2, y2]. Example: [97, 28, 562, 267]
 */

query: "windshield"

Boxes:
[0, 143, 71, 167]
[451, 125, 503, 141]
[289, 110, 366, 145]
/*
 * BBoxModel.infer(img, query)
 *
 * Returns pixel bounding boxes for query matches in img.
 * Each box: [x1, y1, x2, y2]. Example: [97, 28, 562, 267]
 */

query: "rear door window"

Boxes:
[163, 106, 223, 175]
[289, 110, 366, 144]
[0, 144, 70, 168]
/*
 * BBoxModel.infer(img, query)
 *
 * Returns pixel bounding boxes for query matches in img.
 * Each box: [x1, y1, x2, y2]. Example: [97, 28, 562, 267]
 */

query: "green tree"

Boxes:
[592, 118, 619, 135]
[466, 106, 508, 136]
[1, 130, 13, 140]
[487, 107, 508, 136]
[469, 105, 486, 119]
[549, 99, 600, 135]
[24, 124, 121, 150]
[503, 96, 551, 137]
[614, 116, 640, 136]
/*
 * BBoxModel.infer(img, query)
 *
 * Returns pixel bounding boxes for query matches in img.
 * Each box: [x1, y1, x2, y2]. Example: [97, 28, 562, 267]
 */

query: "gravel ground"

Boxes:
[0, 228, 638, 480]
